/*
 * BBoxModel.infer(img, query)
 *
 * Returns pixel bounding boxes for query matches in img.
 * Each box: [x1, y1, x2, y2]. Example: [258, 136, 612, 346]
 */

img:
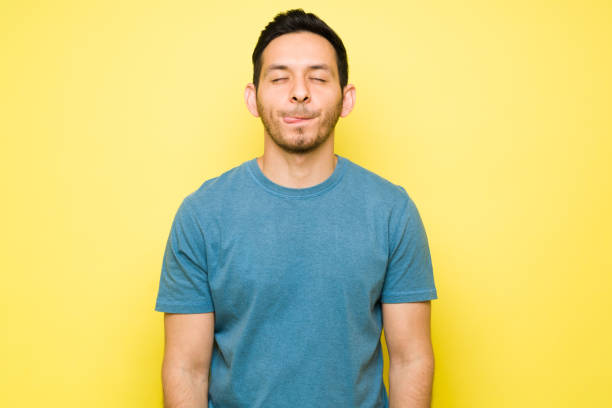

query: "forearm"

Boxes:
[388, 358, 434, 408]
[162, 366, 209, 408]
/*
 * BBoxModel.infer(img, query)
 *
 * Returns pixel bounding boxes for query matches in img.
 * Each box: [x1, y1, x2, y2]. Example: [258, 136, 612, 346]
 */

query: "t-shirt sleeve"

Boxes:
[154, 197, 215, 313]
[381, 188, 438, 303]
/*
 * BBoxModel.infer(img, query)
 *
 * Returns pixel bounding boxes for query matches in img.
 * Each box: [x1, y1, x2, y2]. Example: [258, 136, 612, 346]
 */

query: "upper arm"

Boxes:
[382, 301, 433, 364]
[381, 192, 437, 303]
[162, 312, 215, 375]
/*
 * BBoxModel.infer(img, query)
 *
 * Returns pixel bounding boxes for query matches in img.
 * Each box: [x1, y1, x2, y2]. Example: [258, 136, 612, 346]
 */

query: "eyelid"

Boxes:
[271, 77, 327, 83]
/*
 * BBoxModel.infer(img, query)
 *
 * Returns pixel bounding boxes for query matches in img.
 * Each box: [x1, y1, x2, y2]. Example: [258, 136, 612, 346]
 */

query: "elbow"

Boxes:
[389, 350, 435, 369]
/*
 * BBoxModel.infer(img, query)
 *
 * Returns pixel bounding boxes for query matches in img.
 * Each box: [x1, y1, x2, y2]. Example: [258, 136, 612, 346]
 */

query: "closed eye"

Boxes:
[271, 78, 326, 83]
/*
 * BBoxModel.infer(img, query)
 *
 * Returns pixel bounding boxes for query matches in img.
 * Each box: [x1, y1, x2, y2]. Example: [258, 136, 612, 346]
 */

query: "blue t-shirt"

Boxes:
[154, 153, 438, 408]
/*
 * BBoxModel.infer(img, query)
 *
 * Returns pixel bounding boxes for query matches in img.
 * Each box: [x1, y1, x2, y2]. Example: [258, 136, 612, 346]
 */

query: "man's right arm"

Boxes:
[161, 312, 215, 408]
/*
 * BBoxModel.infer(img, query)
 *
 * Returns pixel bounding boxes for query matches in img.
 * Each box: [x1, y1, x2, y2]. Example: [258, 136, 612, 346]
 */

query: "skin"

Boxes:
[383, 301, 435, 407]
[244, 31, 356, 188]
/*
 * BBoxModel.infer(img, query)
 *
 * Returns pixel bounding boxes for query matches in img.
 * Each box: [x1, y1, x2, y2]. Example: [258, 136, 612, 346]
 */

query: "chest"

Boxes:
[208, 200, 389, 314]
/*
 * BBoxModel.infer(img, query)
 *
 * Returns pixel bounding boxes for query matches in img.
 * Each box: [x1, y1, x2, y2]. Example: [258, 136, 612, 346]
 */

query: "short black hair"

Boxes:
[252, 9, 348, 91]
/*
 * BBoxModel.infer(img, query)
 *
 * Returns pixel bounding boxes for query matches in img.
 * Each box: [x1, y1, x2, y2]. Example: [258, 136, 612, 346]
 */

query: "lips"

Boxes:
[283, 116, 314, 124]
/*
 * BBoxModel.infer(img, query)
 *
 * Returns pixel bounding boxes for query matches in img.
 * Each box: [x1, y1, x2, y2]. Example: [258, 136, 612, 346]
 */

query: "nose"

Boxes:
[290, 77, 310, 103]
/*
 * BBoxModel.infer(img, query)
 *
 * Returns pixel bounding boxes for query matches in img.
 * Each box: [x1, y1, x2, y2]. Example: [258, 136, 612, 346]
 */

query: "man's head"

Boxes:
[245, 9, 356, 155]
[251, 9, 349, 93]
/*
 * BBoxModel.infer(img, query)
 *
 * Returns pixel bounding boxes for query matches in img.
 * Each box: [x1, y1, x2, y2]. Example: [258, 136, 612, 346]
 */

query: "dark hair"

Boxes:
[252, 9, 348, 91]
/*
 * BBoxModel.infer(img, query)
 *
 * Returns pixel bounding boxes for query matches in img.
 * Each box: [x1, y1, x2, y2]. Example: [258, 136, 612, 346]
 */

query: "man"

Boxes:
[155, 8, 438, 408]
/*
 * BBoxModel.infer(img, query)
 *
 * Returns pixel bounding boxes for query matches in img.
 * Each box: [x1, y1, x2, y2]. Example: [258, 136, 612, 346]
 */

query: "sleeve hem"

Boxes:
[381, 289, 438, 303]
[154, 301, 215, 313]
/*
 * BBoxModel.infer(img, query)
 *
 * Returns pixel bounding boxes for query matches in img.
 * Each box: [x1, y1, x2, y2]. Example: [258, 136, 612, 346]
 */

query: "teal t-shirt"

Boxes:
[154, 153, 438, 408]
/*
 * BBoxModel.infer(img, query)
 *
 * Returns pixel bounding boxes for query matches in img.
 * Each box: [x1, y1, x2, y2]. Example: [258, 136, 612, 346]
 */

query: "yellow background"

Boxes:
[2, 0, 611, 406]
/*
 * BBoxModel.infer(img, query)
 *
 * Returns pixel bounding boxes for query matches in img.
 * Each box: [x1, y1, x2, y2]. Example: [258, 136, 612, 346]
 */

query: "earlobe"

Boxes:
[244, 83, 260, 118]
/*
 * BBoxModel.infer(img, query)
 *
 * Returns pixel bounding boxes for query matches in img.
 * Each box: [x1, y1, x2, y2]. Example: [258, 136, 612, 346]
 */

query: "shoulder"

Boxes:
[181, 159, 249, 216]
[342, 156, 411, 209]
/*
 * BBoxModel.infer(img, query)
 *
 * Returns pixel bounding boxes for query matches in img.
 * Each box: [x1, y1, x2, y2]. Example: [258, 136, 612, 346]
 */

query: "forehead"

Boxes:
[261, 31, 337, 75]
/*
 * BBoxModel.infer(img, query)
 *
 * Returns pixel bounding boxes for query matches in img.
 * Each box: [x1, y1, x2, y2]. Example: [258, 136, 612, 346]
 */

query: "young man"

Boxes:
[155, 9, 438, 408]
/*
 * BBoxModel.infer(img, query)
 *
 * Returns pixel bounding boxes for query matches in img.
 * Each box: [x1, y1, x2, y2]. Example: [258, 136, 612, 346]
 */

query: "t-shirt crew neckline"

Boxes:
[246, 153, 347, 199]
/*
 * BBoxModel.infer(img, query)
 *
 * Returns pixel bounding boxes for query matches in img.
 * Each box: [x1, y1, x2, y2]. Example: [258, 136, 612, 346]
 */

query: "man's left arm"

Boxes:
[382, 300, 434, 408]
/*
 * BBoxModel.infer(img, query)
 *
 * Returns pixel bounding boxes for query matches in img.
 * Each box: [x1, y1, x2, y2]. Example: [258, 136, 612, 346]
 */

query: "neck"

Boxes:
[257, 145, 337, 189]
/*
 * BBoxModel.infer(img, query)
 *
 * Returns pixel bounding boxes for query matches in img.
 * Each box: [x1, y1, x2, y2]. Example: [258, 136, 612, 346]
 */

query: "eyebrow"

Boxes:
[264, 64, 333, 76]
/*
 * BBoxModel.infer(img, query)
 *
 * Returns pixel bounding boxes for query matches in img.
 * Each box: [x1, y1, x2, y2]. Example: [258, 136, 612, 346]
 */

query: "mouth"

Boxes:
[283, 116, 315, 124]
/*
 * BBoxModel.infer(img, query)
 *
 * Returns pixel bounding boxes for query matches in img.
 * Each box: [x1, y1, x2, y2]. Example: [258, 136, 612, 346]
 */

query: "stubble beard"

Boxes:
[256, 95, 344, 155]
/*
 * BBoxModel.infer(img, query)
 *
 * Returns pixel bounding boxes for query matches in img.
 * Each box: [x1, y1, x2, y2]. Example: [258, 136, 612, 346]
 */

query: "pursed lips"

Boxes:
[283, 115, 315, 124]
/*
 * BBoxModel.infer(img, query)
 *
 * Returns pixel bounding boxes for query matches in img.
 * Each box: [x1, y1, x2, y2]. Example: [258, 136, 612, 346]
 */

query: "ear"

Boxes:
[340, 84, 356, 117]
[244, 83, 260, 118]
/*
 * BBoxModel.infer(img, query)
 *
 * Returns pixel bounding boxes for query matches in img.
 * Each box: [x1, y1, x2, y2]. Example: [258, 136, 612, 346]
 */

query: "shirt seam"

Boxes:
[245, 160, 347, 199]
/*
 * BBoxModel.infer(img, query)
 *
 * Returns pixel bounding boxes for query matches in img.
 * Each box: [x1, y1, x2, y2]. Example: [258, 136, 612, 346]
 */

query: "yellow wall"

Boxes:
[2, 1, 610, 406]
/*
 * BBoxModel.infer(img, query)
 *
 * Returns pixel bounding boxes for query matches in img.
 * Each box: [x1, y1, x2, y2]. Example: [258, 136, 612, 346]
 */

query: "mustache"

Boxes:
[281, 110, 318, 118]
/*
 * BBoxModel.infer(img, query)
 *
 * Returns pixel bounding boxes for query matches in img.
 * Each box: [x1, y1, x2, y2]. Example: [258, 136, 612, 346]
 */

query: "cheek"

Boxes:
[257, 93, 282, 113]
[320, 89, 342, 105]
